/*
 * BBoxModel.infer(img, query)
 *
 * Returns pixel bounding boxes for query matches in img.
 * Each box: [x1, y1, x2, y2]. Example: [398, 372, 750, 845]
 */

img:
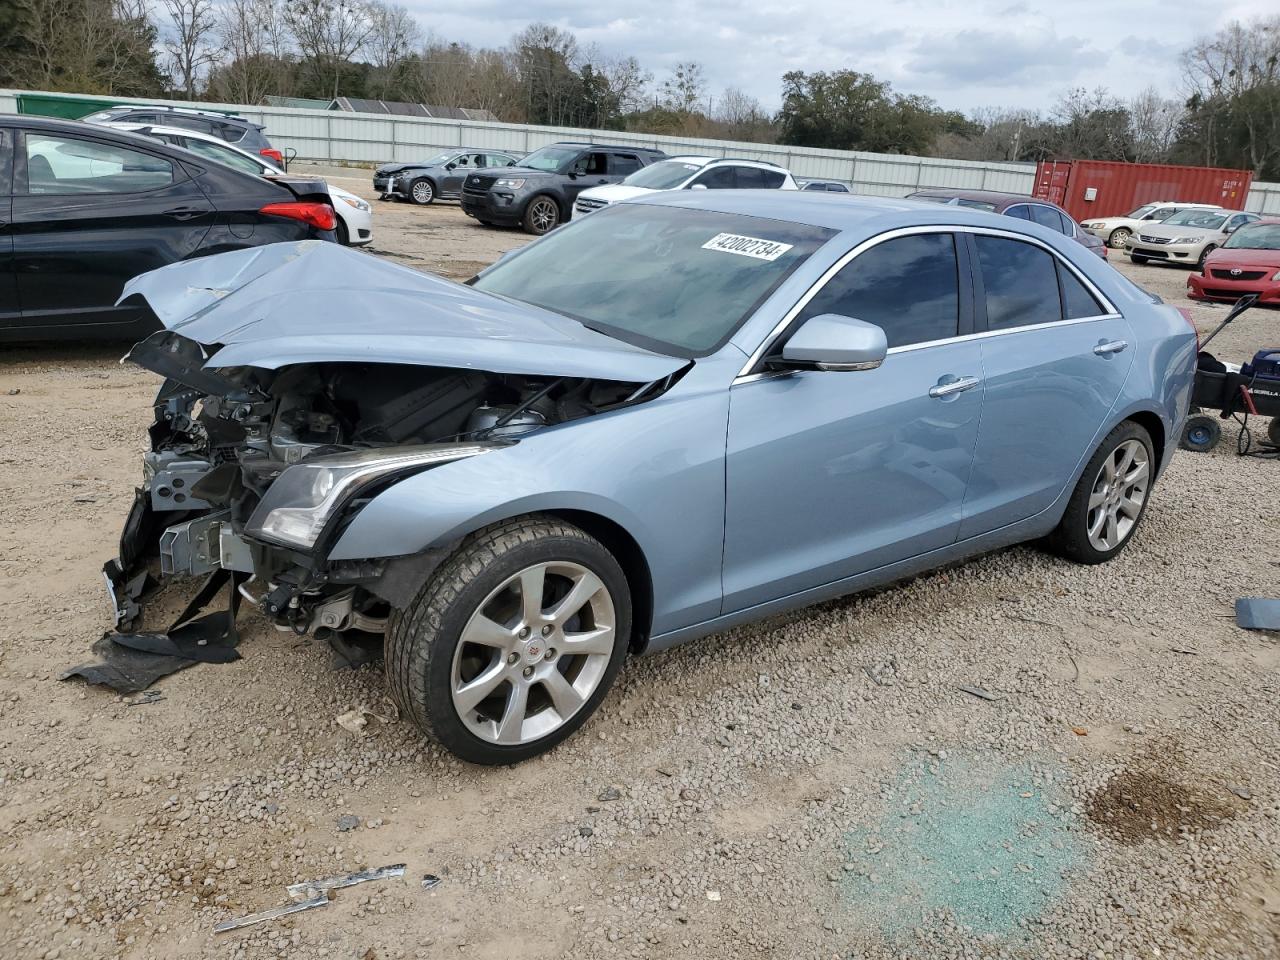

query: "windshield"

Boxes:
[419, 152, 456, 167]
[472, 204, 835, 355]
[1224, 223, 1280, 250]
[515, 146, 579, 173]
[1163, 209, 1227, 229]
[1126, 204, 1157, 219]
[623, 160, 702, 189]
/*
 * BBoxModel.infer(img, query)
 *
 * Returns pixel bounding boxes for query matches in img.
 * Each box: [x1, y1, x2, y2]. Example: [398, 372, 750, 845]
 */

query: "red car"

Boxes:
[1188, 218, 1280, 304]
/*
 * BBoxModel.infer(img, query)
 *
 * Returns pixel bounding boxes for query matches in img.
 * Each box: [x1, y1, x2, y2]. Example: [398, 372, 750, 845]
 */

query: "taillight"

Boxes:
[261, 148, 284, 166]
[1175, 306, 1200, 350]
[259, 201, 336, 232]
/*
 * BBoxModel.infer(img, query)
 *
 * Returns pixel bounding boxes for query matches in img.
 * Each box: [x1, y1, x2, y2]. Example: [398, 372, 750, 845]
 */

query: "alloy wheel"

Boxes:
[412, 180, 433, 204]
[529, 198, 558, 233]
[1085, 439, 1149, 552]
[450, 561, 615, 745]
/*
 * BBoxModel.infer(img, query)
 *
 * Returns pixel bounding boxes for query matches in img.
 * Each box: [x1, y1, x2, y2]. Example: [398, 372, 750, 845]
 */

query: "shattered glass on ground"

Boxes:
[840, 753, 1085, 939]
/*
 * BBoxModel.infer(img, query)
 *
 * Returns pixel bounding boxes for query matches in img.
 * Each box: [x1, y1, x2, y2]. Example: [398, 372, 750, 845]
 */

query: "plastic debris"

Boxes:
[421, 874, 442, 890]
[706, 890, 722, 902]
[1235, 598, 1280, 631]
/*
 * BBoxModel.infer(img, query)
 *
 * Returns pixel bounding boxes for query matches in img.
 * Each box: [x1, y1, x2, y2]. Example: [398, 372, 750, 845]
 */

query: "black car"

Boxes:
[374, 148, 523, 205]
[0, 116, 337, 343]
[82, 105, 282, 166]
[461, 141, 666, 235]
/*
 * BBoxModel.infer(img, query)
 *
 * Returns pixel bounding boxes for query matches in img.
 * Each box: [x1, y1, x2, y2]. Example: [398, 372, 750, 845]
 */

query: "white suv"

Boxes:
[1082, 202, 1222, 250]
[574, 156, 797, 217]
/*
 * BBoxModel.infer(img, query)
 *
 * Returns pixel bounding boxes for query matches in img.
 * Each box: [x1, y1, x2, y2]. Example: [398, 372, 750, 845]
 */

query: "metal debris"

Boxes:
[213, 892, 331, 933]
[214, 864, 406, 934]
[421, 874, 441, 890]
[957, 684, 1005, 702]
[126, 690, 166, 707]
[286, 863, 406, 900]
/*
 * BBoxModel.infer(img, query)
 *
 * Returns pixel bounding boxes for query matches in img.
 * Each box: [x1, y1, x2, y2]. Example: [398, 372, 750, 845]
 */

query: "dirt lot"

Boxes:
[1, 178, 1278, 960]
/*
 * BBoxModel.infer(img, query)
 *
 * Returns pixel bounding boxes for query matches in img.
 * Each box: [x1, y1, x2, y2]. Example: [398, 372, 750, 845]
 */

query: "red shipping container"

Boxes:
[1032, 160, 1253, 221]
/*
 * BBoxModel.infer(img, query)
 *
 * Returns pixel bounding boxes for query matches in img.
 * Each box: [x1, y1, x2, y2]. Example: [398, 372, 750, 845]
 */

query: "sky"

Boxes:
[406, 0, 1276, 114]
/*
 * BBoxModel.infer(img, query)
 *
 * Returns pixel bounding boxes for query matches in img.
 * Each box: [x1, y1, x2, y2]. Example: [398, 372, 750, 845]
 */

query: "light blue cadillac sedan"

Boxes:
[107, 192, 1197, 763]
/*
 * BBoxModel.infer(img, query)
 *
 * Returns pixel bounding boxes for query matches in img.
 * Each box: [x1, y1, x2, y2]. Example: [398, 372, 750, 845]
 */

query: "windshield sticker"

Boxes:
[701, 233, 794, 262]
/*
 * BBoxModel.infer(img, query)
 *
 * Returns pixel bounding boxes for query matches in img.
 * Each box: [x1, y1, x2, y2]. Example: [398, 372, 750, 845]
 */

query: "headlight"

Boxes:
[339, 195, 370, 212]
[1272, 271, 1280, 281]
[494, 178, 525, 189]
[1085, 222, 1105, 229]
[1172, 237, 1200, 244]
[245, 444, 498, 550]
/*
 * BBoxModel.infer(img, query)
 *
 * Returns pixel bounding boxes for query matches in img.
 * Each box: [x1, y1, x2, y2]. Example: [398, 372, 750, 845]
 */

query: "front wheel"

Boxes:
[522, 196, 560, 235]
[385, 516, 630, 764]
[1197, 245, 1216, 270]
[409, 178, 435, 205]
[1130, 253, 1149, 265]
[1180, 414, 1221, 452]
[1108, 228, 1132, 249]
[1045, 421, 1154, 564]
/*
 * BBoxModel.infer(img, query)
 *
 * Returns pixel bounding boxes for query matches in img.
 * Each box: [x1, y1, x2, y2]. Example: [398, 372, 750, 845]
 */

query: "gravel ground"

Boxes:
[1, 182, 1278, 960]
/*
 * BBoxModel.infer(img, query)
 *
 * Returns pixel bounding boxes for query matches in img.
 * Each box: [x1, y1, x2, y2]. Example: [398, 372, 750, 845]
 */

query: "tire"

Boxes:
[409, 178, 435, 205]
[335, 218, 350, 246]
[477, 220, 494, 227]
[1130, 254, 1149, 265]
[1045, 421, 1155, 565]
[522, 195, 560, 235]
[1196, 245, 1216, 270]
[1108, 228, 1131, 249]
[1267, 418, 1280, 448]
[1180, 414, 1221, 452]
[385, 515, 631, 765]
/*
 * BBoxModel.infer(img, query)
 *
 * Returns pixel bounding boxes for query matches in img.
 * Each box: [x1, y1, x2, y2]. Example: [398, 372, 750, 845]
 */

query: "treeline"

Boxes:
[2, 2, 1277, 179]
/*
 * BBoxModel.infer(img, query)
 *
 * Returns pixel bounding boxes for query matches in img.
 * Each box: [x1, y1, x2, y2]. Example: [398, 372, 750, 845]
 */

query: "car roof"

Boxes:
[98, 104, 259, 126]
[549, 141, 665, 153]
[113, 122, 271, 161]
[907, 188, 1053, 210]
[0, 114, 205, 150]
[635, 189, 1059, 234]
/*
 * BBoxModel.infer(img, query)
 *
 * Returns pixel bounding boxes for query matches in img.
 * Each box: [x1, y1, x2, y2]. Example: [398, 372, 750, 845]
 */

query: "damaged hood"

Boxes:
[119, 241, 686, 381]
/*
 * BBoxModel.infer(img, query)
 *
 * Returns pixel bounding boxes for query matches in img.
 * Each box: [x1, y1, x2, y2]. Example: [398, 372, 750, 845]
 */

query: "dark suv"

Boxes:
[83, 105, 283, 166]
[461, 141, 666, 234]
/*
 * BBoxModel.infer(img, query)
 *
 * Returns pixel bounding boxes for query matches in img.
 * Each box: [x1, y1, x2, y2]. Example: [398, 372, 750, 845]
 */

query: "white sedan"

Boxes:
[573, 156, 797, 218]
[108, 123, 373, 246]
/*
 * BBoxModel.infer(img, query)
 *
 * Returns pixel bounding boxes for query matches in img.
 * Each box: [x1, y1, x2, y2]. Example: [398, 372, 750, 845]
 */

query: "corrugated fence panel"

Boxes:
[0, 87, 1271, 208]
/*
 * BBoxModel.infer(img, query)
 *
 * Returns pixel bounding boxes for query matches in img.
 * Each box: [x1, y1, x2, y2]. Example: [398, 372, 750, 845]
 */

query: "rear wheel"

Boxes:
[1046, 421, 1154, 564]
[1180, 414, 1221, 452]
[385, 516, 630, 765]
[409, 178, 435, 205]
[522, 196, 560, 235]
[1108, 227, 1132, 249]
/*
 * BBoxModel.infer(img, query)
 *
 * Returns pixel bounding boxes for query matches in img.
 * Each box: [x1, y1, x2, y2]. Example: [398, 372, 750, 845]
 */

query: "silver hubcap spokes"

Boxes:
[1110, 230, 1130, 248]
[414, 182, 432, 202]
[1086, 439, 1149, 551]
[531, 200, 556, 231]
[451, 561, 614, 745]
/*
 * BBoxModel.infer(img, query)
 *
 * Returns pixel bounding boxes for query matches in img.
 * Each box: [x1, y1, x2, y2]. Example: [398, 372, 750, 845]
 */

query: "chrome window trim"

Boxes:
[735, 223, 1119, 379]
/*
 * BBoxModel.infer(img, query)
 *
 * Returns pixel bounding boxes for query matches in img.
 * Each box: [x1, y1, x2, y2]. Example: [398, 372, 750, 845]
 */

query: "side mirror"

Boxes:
[445, 162, 456, 170]
[689, 183, 708, 191]
[773, 314, 888, 372]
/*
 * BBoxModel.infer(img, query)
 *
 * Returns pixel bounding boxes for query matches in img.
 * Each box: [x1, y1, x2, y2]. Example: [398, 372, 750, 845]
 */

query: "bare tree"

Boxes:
[212, 0, 293, 104]
[714, 87, 774, 141]
[661, 61, 705, 113]
[365, 1, 420, 98]
[159, 0, 219, 97]
[1127, 87, 1183, 163]
[283, 0, 375, 101]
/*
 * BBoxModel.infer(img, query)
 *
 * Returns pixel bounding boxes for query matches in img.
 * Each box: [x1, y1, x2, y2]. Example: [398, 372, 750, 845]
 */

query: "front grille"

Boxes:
[463, 174, 497, 197]
[1210, 269, 1267, 281]
[1139, 234, 1171, 244]
[373, 177, 390, 190]
[575, 197, 606, 214]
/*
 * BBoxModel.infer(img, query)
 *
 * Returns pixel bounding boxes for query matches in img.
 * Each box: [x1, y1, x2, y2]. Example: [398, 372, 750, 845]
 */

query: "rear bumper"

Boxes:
[1187, 274, 1280, 303]
[461, 190, 522, 224]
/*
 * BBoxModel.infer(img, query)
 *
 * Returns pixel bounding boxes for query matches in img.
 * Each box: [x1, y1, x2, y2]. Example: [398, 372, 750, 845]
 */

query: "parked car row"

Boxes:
[1122, 208, 1260, 270]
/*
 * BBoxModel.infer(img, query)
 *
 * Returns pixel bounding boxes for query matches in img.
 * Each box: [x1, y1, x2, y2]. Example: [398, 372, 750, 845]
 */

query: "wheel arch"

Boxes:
[1123, 409, 1166, 473]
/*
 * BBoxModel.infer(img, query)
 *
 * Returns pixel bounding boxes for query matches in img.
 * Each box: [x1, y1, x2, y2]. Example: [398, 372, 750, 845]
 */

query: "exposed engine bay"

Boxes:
[106, 330, 675, 644]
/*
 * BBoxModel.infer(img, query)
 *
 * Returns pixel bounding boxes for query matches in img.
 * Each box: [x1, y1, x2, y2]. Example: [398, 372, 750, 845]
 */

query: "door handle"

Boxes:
[163, 206, 206, 221]
[1093, 339, 1128, 356]
[928, 376, 981, 398]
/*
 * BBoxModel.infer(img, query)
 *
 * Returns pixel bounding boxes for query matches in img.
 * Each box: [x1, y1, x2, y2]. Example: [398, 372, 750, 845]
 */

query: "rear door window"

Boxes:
[974, 235, 1062, 330]
[797, 233, 960, 348]
[695, 166, 737, 189]
[23, 133, 174, 195]
[1030, 204, 1069, 234]
[738, 167, 785, 189]
[609, 153, 642, 176]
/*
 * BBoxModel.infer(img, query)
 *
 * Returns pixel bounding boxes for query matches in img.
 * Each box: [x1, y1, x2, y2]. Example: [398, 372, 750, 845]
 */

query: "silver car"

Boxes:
[1126, 208, 1260, 269]
[373, 149, 522, 205]
[104, 193, 1196, 764]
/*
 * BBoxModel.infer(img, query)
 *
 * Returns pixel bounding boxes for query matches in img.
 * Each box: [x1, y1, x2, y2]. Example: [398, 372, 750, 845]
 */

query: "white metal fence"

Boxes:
[4, 87, 1279, 210]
